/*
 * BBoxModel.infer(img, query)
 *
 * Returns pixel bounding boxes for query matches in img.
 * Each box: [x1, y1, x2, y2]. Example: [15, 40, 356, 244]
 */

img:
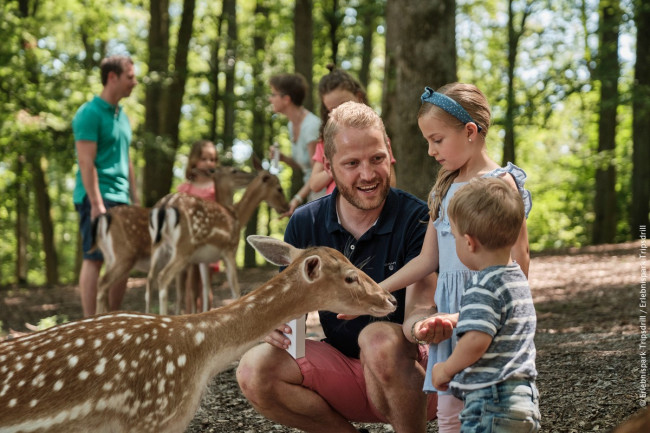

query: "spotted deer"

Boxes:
[93, 166, 255, 314]
[147, 169, 290, 315]
[0, 235, 397, 433]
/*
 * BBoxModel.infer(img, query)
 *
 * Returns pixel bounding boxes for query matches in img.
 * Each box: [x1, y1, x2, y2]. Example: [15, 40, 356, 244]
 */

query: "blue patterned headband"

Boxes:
[420, 86, 482, 133]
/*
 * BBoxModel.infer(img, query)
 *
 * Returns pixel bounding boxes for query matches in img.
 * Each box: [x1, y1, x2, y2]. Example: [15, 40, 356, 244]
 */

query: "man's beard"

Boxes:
[332, 170, 391, 211]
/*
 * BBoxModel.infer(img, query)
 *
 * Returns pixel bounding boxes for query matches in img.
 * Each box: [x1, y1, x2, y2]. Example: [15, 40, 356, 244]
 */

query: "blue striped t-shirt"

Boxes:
[449, 263, 537, 398]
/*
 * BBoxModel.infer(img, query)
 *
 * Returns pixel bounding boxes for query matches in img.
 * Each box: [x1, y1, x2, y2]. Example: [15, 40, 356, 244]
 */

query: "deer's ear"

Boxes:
[302, 255, 321, 283]
[247, 235, 300, 266]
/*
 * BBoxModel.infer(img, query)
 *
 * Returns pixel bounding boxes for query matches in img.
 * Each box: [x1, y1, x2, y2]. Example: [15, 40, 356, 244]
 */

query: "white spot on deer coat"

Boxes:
[79, 370, 90, 380]
[53, 379, 64, 391]
[75, 338, 85, 347]
[68, 355, 78, 367]
[95, 358, 107, 375]
[166, 361, 175, 375]
[194, 331, 205, 345]
[177, 354, 187, 367]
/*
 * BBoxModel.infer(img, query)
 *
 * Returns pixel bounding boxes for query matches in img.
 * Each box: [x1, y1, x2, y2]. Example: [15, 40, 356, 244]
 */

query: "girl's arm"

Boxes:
[309, 161, 332, 192]
[431, 330, 492, 390]
[512, 218, 530, 276]
[502, 174, 530, 276]
[380, 220, 440, 293]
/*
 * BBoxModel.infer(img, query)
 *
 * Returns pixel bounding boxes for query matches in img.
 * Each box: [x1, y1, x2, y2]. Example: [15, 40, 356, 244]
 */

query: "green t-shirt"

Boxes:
[72, 96, 132, 204]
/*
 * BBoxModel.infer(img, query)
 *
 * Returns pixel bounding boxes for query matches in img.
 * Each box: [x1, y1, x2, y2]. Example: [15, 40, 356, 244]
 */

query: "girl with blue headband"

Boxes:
[380, 82, 532, 432]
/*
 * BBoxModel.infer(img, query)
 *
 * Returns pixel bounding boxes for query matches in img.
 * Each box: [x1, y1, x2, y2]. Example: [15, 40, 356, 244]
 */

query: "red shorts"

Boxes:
[296, 339, 438, 422]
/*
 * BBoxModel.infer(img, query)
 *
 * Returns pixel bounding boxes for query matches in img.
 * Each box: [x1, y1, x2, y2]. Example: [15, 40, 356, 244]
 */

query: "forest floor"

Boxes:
[0, 240, 647, 432]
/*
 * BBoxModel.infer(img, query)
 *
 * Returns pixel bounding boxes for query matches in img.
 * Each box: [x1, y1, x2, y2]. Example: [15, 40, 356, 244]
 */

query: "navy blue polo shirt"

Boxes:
[284, 187, 429, 358]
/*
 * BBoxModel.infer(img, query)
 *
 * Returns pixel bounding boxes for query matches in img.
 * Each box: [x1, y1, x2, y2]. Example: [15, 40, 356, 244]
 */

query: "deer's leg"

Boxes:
[156, 256, 190, 315]
[198, 263, 211, 312]
[222, 253, 240, 298]
[97, 258, 136, 313]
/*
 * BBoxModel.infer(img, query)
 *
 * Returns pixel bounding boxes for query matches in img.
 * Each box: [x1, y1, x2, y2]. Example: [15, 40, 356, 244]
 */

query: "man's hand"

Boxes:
[415, 314, 454, 344]
[263, 324, 292, 350]
[432, 362, 451, 391]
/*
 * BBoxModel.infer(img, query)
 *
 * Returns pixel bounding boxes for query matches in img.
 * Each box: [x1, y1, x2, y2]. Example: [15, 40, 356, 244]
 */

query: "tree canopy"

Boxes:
[0, 0, 646, 286]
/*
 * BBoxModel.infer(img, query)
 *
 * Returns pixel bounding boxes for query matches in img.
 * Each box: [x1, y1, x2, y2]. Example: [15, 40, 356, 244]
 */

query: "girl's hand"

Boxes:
[417, 314, 454, 344]
[432, 362, 451, 391]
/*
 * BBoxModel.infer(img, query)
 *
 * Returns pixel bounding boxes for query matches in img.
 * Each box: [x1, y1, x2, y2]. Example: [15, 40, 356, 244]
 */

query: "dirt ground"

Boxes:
[0, 240, 647, 432]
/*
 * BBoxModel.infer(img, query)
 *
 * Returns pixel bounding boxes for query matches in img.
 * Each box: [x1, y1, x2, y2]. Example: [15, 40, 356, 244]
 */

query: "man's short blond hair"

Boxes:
[322, 101, 388, 161]
[448, 177, 524, 250]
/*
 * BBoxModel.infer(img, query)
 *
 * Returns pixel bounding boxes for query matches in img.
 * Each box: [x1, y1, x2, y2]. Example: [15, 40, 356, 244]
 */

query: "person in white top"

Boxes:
[268, 73, 321, 216]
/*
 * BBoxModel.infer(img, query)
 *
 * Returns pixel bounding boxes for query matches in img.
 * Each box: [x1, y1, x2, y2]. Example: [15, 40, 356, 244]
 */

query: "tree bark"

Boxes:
[503, 0, 533, 166]
[222, 0, 237, 152]
[294, 0, 314, 111]
[383, 0, 457, 201]
[593, 0, 621, 244]
[631, 0, 650, 230]
[27, 153, 59, 285]
[142, 0, 196, 206]
[14, 156, 28, 285]
[245, 1, 270, 267]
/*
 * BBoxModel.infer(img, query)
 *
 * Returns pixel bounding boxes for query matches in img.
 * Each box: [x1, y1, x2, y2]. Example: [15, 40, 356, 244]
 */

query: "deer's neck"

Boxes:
[234, 187, 265, 227]
[187, 274, 310, 371]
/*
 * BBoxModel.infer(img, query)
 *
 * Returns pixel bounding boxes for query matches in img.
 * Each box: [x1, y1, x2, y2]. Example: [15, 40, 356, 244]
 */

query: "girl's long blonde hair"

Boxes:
[419, 83, 491, 220]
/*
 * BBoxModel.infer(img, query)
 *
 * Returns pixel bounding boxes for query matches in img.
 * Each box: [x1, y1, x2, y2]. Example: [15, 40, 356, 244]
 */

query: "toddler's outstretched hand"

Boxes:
[417, 315, 454, 344]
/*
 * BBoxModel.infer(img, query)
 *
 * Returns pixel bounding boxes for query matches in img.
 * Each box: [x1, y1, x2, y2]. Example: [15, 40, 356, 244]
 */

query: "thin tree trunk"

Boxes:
[383, 0, 456, 200]
[143, 0, 171, 206]
[593, 0, 621, 244]
[222, 0, 237, 151]
[503, 0, 533, 166]
[294, 0, 314, 111]
[631, 0, 650, 230]
[245, 0, 269, 268]
[14, 156, 28, 285]
[28, 153, 59, 285]
[326, 0, 341, 65]
[358, 3, 377, 90]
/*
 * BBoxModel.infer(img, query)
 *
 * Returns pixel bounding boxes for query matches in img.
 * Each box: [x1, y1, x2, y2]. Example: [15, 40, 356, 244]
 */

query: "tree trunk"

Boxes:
[358, 2, 379, 90]
[631, 0, 650, 230]
[143, 0, 171, 206]
[245, 0, 270, 268]
[142, 0, 196, 206]
[28, 153, 59, 285]
[294, 0, 314, 111]
[593, 0, 621, 244]
[222, 0, 237, 151]
[209, 14, 224, 144]
[383, 0, 456, 201]
[503, 0, 533, 166]
[14, 156, 28, 285]
[325, 0, 341, 65]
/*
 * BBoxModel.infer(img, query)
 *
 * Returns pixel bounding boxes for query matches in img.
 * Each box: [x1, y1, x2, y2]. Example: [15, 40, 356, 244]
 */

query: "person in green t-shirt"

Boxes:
[73, 55, 138, 317]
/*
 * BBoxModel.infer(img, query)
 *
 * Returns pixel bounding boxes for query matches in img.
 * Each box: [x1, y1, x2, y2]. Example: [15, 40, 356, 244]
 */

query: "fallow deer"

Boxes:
[147, 169, 289, 315]
[93, 166, 255, 314]
[0, 235, 397, 433]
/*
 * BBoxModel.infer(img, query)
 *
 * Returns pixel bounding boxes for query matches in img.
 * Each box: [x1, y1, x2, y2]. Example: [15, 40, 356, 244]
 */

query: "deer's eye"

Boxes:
[345, 274, 358, 284]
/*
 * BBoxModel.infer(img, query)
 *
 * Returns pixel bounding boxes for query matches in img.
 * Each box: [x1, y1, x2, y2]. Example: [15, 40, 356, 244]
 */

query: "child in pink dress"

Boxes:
[176, 139, 219, 312]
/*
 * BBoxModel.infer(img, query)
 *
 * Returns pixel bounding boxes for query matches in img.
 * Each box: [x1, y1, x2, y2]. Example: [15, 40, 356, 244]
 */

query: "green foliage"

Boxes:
[0, 0, 642, 285]
[34, 314, 69, 331]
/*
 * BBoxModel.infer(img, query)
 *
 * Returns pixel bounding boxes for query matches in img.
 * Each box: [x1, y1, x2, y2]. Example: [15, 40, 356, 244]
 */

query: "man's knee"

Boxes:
[237, 344, 287, 404]
[359, 322, 406, 383]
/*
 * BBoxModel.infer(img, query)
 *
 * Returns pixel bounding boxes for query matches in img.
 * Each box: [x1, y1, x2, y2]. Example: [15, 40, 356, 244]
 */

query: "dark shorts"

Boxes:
[75, 196, 126, 261]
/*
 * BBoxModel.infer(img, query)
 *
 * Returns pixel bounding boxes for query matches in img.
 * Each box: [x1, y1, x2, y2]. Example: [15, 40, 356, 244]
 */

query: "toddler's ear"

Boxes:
[464, 233, 478, 252]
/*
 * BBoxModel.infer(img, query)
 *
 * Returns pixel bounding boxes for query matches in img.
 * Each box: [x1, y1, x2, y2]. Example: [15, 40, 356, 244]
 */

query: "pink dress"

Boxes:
[177, 182, 216, 201]
[312, 138, 397, 194]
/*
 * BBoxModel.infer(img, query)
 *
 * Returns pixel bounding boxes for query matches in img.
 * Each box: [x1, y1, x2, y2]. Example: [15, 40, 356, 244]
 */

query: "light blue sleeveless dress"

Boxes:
[423, 162, 533, 394]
